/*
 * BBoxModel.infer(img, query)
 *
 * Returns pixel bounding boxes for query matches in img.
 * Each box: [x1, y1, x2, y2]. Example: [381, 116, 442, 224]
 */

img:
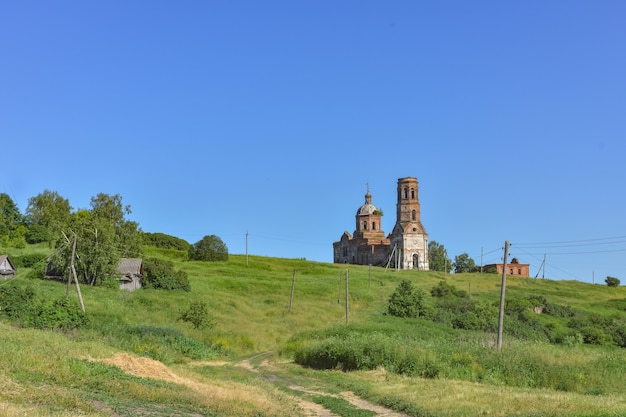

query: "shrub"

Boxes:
[25, 297, 88, 330]
[430, 280, 468, 298]
[142, 257, 190, 291]
[388, 280, 429, 318]
[10, 253, 48, 269]
[606, 276, 620, 287]
[179, 301, 214, 329]
[0, 284, 36, 319]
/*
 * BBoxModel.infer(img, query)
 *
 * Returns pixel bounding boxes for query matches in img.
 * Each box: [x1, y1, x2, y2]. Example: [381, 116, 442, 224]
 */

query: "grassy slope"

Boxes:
[1, 246, 626, 416]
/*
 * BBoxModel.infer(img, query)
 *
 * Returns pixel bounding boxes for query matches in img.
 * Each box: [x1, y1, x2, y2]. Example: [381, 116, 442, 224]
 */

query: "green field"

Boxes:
[1, 246, 625, 416]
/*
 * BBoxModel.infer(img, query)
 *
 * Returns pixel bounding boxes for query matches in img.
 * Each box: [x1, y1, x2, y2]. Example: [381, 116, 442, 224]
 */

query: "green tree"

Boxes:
[190, 235, 228, 261]
[387, 280, 429, 318]
[453, 253, 477, 273]
[49, 194, 141, 286]
[606, 276, 620, 287]
[428, 240, 452, 272]
[25, 190, 72, 245]
[0, 193, 23, 246]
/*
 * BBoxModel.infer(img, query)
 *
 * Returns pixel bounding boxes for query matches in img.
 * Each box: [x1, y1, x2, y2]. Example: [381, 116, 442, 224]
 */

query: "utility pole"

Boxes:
[345, 269, 349, 323]
[65, 232, 85, 312]
[246, 231, 249, 266]
[288, 269, 296, 312]
[542, 253, 546, 279]
[480, 247, 484, 273]
[497, 240, 509, 351]
[338, 271, 342, 304]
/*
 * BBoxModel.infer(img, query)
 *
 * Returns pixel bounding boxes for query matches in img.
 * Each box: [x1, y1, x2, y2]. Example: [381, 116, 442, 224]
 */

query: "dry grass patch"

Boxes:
[95, 353, 302, 417]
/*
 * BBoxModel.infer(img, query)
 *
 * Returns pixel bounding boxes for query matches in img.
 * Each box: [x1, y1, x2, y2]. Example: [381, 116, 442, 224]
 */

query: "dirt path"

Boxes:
[95, 352, 410, 417]
[235, 351, 411, 417]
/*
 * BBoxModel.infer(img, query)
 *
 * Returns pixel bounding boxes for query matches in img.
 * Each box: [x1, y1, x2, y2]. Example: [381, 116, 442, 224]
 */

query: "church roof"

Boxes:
[356, 192, 381, 216]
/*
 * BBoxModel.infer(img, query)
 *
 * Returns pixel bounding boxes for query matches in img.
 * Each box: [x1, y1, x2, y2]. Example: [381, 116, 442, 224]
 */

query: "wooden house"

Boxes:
[0, 255, 16, 278]
[118, 258, 143, 291]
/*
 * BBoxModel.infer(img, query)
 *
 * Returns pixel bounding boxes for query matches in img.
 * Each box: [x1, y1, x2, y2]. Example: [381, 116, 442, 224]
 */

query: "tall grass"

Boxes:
[1, 246, 626, 416]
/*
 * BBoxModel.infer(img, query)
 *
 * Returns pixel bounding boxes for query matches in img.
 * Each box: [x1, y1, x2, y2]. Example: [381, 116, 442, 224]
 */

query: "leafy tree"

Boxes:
[0, 193, 23, 246]
[190, 235, 228, 261]
[387, 280, 429, 318]
[428, 240, 452, 272]
[25, 190, 72, 246]
[142, 232, 191, 251]
[89, 193, 142, 257]
[606, 276, 620, 287]
[453, 253, 477, 273]
[49, 194, 142, 286]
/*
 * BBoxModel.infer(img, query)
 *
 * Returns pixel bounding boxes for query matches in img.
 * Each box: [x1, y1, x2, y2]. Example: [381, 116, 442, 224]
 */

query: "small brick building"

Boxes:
[483, 258, 530, 277]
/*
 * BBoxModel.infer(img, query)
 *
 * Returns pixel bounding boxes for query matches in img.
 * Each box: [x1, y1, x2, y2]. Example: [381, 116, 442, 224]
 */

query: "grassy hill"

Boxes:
[1, 246, 625, 416]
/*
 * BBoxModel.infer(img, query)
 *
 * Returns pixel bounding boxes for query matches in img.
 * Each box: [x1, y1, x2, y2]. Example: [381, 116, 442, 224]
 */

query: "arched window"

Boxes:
[411, 210, 416, 221]
[403, 188, 408, 199]
[411, 188, 415, 199]
[363, 221, 368, 230]
[372, 221, 377, 230]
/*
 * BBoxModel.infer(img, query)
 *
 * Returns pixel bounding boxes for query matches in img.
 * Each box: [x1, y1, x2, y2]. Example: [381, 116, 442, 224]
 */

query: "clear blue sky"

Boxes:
[2, 1, 625, 283]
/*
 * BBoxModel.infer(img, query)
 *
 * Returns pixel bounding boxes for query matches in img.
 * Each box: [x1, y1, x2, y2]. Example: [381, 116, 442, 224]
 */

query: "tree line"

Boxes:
[428, 240, 480, 273]
[0, 190, 228, 287]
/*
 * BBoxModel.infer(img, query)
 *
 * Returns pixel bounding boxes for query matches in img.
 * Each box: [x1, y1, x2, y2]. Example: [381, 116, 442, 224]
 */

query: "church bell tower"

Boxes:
[389, 177, 429, 270]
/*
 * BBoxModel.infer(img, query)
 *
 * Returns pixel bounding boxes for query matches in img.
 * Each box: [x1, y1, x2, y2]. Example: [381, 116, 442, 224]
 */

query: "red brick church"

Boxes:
[333, 177, 429, 270]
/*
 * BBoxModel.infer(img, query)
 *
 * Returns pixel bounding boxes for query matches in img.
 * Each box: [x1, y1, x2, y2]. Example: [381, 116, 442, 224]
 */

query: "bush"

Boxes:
[606, 276, 620, 287]
[179, 301, 214, 329]
[430, 280, 468, 298]
[10, 253, 48, 269]
[24, 296, 88, 330]
[142, 257, 190, 291]
[0, 284, 36, 319]
[388, 280, 429, 318]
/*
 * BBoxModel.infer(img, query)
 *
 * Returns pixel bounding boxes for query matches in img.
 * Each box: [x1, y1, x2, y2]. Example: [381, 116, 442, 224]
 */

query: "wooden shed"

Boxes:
[0, 255, 16, 278]
[118, 258, 143, 291]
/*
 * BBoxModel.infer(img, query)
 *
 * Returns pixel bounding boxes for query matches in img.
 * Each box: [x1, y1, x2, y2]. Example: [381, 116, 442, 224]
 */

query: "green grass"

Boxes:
[1, 245, 626, 416]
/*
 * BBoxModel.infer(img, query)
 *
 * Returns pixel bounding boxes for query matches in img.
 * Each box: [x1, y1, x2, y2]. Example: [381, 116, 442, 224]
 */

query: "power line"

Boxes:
[515, 235, 626, 248]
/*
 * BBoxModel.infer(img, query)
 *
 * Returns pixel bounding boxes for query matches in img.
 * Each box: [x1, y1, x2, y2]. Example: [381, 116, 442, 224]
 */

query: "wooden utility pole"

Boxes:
[345, 269, 349, 323]
[338, 271, 342, 304]
[246, 231, 249, 266]
[66, 233, 85, 312]
[497, 240, 509, 351]
[480, 247, 484, 273]
[288, 269, 296, 312]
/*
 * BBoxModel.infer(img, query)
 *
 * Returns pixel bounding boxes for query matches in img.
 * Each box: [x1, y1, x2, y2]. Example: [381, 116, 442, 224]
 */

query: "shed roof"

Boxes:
[118, 258, 143, 276]
[0, 255, 16, 275]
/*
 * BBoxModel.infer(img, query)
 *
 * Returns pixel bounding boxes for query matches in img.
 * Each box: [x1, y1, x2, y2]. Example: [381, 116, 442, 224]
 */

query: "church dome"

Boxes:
[356, 192, 381, 216]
